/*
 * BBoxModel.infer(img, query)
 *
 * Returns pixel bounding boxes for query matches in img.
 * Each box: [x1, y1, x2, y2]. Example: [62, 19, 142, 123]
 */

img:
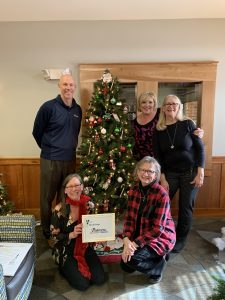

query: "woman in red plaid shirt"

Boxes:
[121, 156, 176, 284]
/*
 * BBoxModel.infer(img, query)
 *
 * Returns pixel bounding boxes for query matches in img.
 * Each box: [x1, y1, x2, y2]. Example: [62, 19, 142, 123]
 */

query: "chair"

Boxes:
[0, 214, 36, 300]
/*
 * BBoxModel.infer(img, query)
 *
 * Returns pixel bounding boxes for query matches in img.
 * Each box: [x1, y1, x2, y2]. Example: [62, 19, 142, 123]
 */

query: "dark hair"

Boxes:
[60, 173, 83, 216]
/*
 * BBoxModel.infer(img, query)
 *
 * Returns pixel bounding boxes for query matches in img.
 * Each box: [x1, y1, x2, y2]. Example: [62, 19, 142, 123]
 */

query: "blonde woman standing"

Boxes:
[153, 95, 205, 253]
[132, 92, 160, 160]
[132, 92, 203, 161]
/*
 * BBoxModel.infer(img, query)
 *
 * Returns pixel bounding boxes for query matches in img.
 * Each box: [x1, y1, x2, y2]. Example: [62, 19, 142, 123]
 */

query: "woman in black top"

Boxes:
[132, 91, 203, 161]
[50, 173, 106, 291]
[153, 95, 205, 253]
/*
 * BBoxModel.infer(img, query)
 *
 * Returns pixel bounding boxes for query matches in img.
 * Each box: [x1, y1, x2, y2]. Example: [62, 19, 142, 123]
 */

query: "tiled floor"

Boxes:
[29, 217, 225, 300]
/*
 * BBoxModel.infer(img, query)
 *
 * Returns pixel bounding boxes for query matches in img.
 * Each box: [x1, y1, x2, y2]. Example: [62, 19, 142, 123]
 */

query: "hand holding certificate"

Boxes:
[82, 213, 115, 243]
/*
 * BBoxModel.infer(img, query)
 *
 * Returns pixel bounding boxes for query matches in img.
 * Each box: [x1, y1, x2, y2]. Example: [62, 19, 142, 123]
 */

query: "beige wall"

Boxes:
[0, 19, 225, 157]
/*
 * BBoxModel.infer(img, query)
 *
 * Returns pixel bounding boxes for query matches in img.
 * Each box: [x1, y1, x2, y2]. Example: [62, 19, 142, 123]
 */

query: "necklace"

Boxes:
[166, 123, 177, 149]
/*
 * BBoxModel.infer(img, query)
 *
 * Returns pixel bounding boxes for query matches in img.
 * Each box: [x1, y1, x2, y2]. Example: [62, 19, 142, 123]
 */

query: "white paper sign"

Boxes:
[82, 213, 115, 243]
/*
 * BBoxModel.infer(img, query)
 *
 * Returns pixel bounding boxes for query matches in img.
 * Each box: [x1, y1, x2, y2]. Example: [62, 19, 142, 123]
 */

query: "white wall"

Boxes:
[0, 19, 225, 157]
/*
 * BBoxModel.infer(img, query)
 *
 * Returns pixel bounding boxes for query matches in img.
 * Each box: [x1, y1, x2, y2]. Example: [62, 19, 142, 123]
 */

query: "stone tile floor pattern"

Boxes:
[29, 217, 225, 300]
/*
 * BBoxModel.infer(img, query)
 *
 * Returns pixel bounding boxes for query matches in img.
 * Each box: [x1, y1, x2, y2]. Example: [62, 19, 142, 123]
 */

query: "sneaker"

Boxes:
[171, 240, 185, 253]
[149, 275, 162, 284]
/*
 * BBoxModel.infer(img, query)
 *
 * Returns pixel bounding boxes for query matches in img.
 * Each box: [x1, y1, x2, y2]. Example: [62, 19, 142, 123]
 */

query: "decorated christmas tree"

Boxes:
[0, 173, 14, 215]
[78, 70, 135, 215]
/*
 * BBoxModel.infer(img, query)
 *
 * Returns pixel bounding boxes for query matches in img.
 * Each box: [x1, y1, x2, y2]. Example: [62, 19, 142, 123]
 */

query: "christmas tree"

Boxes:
[78, 70, 135, 215]
[0, 173, 14, 215]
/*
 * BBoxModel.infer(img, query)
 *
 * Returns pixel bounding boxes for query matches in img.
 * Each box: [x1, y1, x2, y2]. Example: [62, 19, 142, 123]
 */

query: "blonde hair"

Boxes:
[156, 95, 188, 131]
[137, 92, 157, 112]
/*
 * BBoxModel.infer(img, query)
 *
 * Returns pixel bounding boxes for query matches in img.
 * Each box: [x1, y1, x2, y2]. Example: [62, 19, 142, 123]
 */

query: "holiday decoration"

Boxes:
[110, 98, 117, 104]
[78, 70, 135, 214]
[0, 173, 14, 215]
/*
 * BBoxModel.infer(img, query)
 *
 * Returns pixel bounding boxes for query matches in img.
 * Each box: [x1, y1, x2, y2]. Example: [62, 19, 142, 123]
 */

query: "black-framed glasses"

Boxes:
[65, 184, 82, 190]
[138, 168, 156, 175]
[164, 103, 179, 107]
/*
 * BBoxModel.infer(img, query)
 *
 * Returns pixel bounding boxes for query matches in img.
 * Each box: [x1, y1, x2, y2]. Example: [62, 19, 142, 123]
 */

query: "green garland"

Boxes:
[208, 269, 225, 300]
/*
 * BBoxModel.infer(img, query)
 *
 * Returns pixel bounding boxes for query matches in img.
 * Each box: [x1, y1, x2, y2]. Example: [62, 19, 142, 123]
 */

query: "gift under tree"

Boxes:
[78, 70, 135, 215]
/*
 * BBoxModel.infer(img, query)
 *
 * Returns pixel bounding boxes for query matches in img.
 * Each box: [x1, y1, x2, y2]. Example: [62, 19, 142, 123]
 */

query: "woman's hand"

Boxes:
[69, 223, 83, 239]
[122, 237, 137, 263]
[51, 226, 60, 236]
[191, 167, 204, 188]
[160, 173, 169, 191]
[194, 128, 204, 139]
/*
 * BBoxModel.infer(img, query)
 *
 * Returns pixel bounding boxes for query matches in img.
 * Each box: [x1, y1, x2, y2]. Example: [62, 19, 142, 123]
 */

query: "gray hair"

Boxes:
[134, 156, 161, 182]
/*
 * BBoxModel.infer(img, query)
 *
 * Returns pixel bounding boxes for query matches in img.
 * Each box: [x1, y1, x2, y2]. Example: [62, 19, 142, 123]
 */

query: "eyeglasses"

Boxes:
[164, 103, 179, 107]
[65, 184, 82, 190]
[138, 169, 156, 175]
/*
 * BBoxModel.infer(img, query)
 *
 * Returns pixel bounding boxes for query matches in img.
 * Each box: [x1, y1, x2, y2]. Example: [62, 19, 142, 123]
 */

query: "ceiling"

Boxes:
[1, 0, 225, 22]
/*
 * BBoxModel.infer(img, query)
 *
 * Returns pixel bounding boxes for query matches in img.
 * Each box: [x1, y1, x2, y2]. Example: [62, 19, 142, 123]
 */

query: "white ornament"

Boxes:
[102, 71, 112, 83]
[102, 178, 111, 190]
[84, 187, 93, 195]
[101, 128, 106, 134]
[89, 116, 95, 122]
[117, 177, 123, 183]
[83, 176, 89, 182]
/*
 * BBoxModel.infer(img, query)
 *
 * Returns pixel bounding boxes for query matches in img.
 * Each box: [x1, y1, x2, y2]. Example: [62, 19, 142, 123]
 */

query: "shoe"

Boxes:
[149, 275, 162, 284]
[171, 241, 185, 253]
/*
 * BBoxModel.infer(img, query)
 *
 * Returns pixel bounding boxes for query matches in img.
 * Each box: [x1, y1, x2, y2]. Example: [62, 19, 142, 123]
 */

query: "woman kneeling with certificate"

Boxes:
[121, 156, 176, 284]
[50, 173, 106, 291]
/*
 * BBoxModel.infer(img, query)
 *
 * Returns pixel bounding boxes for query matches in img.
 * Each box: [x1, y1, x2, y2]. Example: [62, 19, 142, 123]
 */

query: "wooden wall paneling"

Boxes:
[200, 81, 215, 170]
[195, 163, 221, 208]
[195, 174, 212, 208]
[212, 163, 223, 207]
[220, 162, 225, 208]
[22, 164, 40, 209]
[80, 82, 94, 117]
[136, 81, 158, 99]
[0, 157, 225, 217]
[79, 62, 218, 82]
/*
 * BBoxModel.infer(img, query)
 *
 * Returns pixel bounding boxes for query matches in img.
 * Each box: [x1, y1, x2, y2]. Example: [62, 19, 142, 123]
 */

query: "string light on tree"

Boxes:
[77, 70, 135, 214]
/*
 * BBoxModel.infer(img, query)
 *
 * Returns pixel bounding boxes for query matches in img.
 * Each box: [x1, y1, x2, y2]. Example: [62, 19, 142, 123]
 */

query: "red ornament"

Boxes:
[95, 133, 100, 142]
[98, 148, 104, 155]
[103, 199, 109, 212]
[120, 146, 126, 152]
[88, 161, 94, 166]
[97, 117, 103, 124]
[104, 246, 110, 252]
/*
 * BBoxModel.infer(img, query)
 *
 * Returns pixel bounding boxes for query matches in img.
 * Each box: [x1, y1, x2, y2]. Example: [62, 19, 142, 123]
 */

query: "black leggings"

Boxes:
[166, 168, 199, 242]
[59, 246, 106, 291]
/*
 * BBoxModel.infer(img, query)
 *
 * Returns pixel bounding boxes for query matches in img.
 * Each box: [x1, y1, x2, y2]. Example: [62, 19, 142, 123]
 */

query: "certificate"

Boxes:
[82, 213, 115, 243]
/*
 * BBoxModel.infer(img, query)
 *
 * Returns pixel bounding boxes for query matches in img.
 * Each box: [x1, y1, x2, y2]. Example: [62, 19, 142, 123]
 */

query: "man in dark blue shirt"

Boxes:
[33, 74, 82, 243]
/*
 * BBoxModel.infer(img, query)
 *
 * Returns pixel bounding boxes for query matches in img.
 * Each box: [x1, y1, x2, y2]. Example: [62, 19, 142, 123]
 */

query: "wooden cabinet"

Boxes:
[79, 61, 217, 172]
